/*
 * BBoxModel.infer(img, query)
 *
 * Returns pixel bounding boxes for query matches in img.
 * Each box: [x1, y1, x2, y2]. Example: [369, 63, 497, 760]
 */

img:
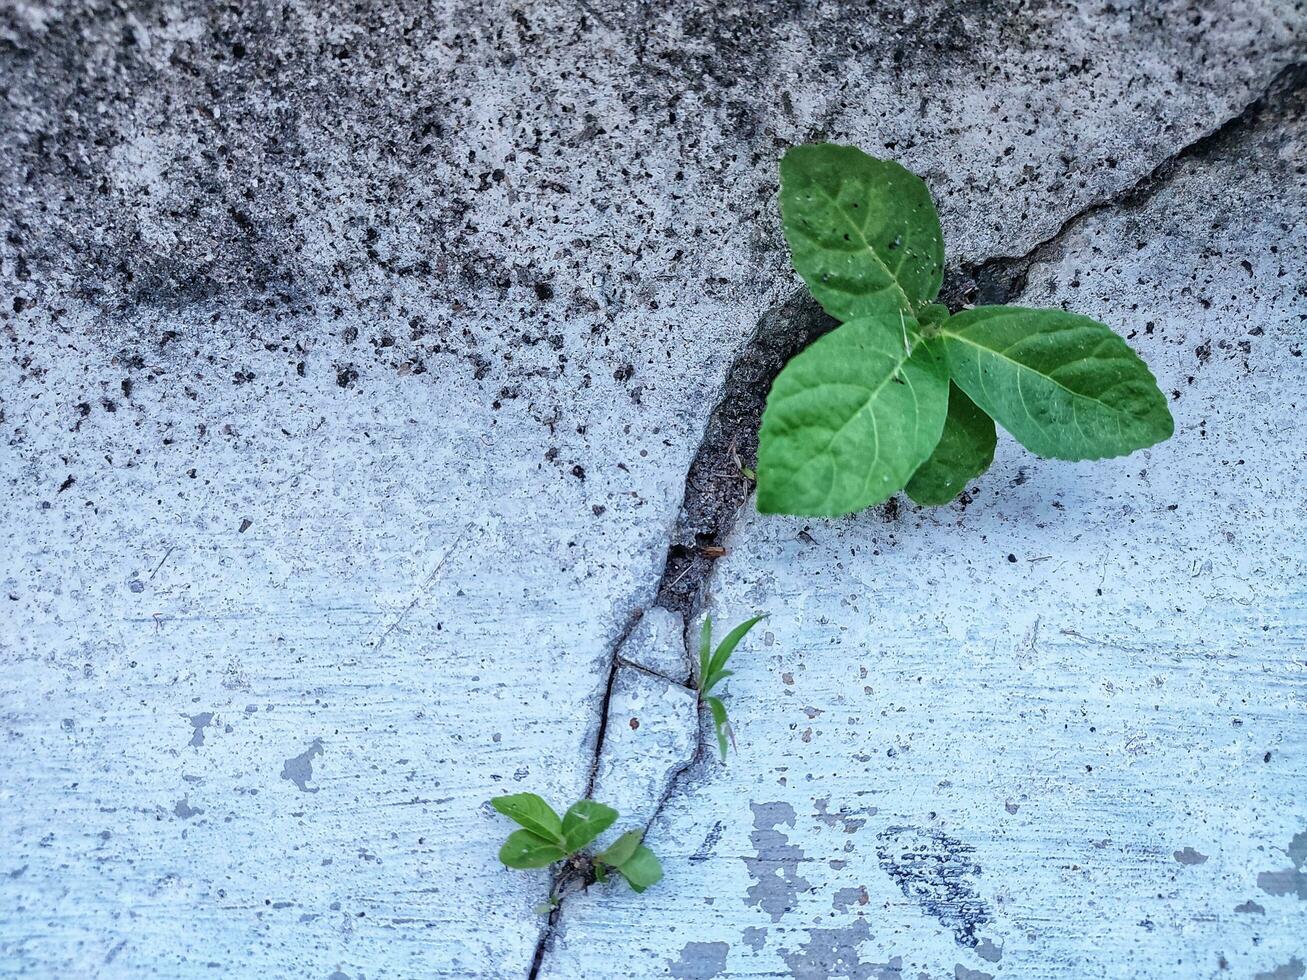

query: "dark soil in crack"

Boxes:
[655, 289, 836, 619]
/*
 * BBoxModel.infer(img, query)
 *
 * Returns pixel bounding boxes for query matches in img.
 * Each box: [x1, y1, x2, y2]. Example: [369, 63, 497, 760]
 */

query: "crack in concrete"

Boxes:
[655, 289, 838, 621]
[941, 60, 1307, 310]
[612, 654, 684, 686]
[524, 59, 1306, 979]
[371, 525, 469, 653]
[581, 609, 648, 800]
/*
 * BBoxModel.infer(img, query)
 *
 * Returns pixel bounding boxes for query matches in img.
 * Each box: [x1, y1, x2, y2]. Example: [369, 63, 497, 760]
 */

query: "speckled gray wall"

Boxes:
[1, 1, 1304, 977]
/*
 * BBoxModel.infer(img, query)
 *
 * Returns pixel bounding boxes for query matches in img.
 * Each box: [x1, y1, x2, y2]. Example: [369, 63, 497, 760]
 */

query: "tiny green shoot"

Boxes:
[490, 793, 662, 897]
[696, 613, 766, 760]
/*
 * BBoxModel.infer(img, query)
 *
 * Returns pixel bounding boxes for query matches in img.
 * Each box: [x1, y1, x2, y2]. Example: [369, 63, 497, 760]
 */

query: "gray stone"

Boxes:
[619, 606, 689, 680]
[589, 665, 698, 828]
[1, 1, 1304, 977]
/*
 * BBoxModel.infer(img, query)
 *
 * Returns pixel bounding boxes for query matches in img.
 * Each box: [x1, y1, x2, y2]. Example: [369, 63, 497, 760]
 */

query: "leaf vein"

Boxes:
[809, 184, 912, 311]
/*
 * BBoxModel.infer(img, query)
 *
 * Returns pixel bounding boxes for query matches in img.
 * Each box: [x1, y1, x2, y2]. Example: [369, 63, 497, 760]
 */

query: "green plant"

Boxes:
[696, 614, 765, 760]
[490, 793, 662, 894]
[756, 144, 1174, 517]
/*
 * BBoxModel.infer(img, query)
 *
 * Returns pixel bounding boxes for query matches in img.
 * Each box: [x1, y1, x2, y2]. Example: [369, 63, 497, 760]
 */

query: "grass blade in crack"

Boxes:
[697, 615, 713, 688]
[704, 615, 764, 691]
[941, 307, 1173, 460]
[905, 383, 997, 505]
[706, 695, 730, 760]
[780, 144, 945, 321]
[757, 310, 948, 516]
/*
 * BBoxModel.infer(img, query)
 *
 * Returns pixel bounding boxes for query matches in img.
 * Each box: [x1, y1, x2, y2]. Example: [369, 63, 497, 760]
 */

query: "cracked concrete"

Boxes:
[590, 663, 697, 827]
[542, 53, 1307, 978]
[2, 1, 1305, 977]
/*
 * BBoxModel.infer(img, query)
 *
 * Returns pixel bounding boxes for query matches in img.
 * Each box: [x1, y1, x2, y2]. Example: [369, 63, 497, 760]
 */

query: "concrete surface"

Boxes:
[1, 1, 1304, 977]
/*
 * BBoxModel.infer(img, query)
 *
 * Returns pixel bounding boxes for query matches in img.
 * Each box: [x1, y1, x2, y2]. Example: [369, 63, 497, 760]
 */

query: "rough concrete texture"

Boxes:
[589, 663, 697, 828]
[616, 606, 689, 682]
[0, 1, 1303, 977]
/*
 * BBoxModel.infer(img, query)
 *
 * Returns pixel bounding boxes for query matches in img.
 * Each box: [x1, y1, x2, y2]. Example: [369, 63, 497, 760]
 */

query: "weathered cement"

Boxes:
[543, 56, 1307, 980]
[1, 1, 1304, 977]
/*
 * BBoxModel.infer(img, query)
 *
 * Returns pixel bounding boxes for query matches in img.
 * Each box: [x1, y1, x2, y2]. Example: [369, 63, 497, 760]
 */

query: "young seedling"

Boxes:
[490, 793, 662, 899]
[756, 144, 1174, 517]
[696, 614, 766, 760]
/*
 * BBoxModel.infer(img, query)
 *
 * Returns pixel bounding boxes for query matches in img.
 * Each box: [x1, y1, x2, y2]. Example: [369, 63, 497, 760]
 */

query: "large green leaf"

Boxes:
[780, 144, 944, 321]
[616, 845, 663, 893]
[757, 311, 949, 516]
[498, 829, 567, 869]
[490, 793, 564, 844]
[905, 384, 997, 505]
[560, 800, 618, 853]
[940, 307, 1173, 460]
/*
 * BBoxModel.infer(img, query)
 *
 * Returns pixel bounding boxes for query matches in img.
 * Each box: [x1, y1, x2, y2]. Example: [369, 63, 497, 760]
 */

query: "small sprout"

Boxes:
[489, 793, 662, 896]
[598, 829, 643, 867]
[695, 613, 766, 761]
[492, 792, 565, 843]
[499, 828, 566, 869]
[612, 843, 662, 893]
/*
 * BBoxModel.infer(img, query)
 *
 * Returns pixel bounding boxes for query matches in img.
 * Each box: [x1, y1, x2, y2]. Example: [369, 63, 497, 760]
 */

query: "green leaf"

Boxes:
[697, 614, 713, 690]
[905, 383, 997, 505]
[940, 307, 1173, 460]
[490, 793, 564, 844]
[918, 303, 950, 330]
[499, 829, 566, 869]
[704, 669, 733, 692]
[704, 615, 765, 691]
[706, 695, 730, 760]
[560, 800, 618, 854]
[757, 310, 949, 516]
[780, 144, 944, 321]
[616, 845, 663, 893]
[598, 829, 643, 868]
